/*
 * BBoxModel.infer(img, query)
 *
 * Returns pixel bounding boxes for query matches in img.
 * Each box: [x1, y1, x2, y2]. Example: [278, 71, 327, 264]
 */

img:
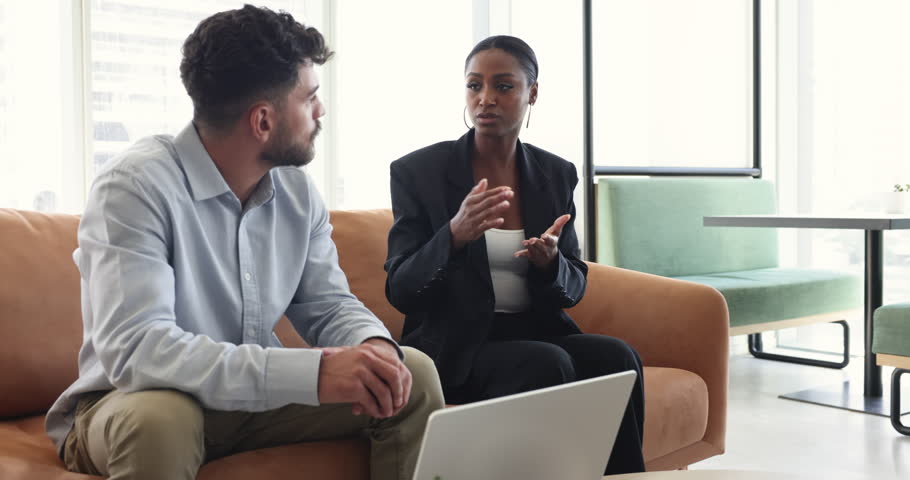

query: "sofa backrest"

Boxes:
[328, 209, 402, 339]
[596, 177, 779, 277]
[0, 208, 401, 418]
[0, 209, 83, 418]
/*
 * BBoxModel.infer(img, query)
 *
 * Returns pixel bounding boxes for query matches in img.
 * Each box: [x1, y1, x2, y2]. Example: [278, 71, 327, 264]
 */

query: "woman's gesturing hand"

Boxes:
[449, 178, 514, 251]
[514, 214, 571, 270]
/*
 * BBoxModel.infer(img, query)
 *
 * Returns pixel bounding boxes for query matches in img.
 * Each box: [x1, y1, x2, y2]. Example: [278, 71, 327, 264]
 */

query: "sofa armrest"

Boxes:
[566, 262, 729, 454]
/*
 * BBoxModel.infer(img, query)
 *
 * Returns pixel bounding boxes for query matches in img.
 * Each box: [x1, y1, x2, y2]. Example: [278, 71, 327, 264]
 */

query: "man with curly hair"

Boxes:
[46, 5, 444, 480]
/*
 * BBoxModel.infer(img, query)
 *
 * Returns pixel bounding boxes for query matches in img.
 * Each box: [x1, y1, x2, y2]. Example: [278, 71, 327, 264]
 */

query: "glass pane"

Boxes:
[799, 0, 910, 305]
[592, 0, 753, 168]
[89, 0, 320, 176]
[503, 0, 586, 243]
[0, 2, 82, 212]
[332, 0, 472, 209]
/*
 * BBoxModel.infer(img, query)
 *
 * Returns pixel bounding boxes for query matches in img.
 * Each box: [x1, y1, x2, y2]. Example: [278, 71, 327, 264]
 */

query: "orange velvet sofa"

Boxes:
[0, 208, 728, 478]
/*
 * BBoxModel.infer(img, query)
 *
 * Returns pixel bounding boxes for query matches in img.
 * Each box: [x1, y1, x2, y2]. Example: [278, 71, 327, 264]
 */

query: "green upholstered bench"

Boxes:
[872, 303, 910, 434]
[597, 177, 862, 368]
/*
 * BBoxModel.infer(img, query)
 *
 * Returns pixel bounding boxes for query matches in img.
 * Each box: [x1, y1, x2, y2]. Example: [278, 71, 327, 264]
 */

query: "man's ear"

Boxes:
[248, 102, 275, 145]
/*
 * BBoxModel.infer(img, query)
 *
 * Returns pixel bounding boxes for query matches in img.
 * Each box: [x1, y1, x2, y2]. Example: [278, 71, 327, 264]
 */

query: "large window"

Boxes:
[777, 0, 910, 305]
[0, 1, 324, 213]
[89, 0, 321, 175]
[489, 0, 586, 239]
[0, 2, 588, 216]
[7, 1, 910, 303]
[591, 0, 755, 169]
[329, 0, 471, 209]
[0, 1, 476, 213]
[767, 0, 910, 355]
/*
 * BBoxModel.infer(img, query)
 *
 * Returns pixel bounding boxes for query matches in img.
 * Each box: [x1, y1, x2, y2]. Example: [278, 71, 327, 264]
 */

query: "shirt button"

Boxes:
[244, 272, 252, 281]
[247, 328, 255, 337]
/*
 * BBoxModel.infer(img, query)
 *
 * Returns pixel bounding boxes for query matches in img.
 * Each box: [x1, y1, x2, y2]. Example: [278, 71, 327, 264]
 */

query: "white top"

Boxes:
[483, 228, 532, 313]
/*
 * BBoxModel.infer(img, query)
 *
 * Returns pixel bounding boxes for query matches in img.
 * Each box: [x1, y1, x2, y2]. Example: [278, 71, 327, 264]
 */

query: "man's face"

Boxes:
[261, 63, 325, 168]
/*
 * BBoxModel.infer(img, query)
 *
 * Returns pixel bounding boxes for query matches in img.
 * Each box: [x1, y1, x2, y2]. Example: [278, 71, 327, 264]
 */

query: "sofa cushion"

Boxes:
[0, 367, 707, 479]
[0, 416, 71, 471]
[0, 210, 83, 418]
[597, 177, 778, 277]
[0, 414, 369, 480]
[674, 267, 861, 328]
[873, 303, 910, 356]
[329, 209, 402, 339]
[641, 366, 708, 462]
[198, 439, 370, 480]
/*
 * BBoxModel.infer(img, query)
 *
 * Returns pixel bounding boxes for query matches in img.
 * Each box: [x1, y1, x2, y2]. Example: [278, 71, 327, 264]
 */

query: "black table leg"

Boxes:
[865, 229, 883, 397]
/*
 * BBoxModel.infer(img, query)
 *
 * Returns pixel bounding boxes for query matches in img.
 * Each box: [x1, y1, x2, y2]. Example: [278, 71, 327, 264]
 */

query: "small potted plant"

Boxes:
[886, 184, 910, 214]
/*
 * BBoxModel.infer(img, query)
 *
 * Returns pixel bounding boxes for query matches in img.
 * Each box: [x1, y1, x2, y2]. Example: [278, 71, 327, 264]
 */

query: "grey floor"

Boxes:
[689, 347, 910, 479]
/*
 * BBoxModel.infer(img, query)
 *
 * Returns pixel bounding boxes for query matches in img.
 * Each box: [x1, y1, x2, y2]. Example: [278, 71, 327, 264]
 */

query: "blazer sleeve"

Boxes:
[526, 163, 588, 308]
[385, 162, 464, 315]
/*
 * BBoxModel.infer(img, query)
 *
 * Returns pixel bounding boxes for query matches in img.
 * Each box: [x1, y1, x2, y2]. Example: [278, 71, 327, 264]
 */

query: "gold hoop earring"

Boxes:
[525, 104, 532, 129]
[463, 106, 472, 130]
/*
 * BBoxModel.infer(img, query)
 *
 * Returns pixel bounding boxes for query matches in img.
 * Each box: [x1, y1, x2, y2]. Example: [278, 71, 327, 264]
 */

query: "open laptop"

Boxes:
[411, 370, 637, 480]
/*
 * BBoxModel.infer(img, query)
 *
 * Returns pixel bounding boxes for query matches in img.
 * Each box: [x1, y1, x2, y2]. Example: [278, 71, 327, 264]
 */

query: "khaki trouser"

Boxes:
[63, 347, 443, 480]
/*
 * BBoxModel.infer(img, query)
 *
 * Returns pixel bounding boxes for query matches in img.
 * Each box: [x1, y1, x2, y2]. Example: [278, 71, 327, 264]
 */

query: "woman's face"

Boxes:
[465, 48, 537, 138]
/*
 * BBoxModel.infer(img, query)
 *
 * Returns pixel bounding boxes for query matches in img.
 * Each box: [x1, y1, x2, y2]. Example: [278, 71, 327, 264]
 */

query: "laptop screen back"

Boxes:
[411, 370, 637, 480]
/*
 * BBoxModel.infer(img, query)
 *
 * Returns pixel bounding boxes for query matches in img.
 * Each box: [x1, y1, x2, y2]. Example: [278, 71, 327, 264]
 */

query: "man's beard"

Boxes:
[262, 120, 321, 168]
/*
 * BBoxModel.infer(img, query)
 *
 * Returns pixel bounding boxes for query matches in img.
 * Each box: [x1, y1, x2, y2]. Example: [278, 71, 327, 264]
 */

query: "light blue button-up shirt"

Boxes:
[46, 123, 396, 453]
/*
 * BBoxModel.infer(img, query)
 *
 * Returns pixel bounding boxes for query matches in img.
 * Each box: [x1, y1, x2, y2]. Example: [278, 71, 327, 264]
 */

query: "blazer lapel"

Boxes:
[518, 142, 556, 240]
[446, 130, 494, 290]
[445, 130, 475, 218]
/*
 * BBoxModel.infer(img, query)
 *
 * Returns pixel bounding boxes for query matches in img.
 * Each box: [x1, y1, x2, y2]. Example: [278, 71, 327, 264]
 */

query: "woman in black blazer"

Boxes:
[384, 35, 645, 475]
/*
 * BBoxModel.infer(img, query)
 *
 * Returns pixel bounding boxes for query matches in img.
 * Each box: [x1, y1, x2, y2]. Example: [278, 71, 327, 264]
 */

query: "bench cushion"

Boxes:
[597, 177, 778, 277]
[873, 303, 910, 356]
[675, 268, 862, 328]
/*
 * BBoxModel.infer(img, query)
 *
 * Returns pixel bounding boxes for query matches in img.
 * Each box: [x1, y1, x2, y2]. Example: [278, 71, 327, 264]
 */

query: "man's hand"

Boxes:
[514, 214, 571, 270]
[317, 340, 412, 418]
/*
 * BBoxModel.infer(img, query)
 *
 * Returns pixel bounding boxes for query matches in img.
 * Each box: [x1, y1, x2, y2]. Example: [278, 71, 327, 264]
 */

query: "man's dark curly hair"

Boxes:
[180, 4, 333, 131]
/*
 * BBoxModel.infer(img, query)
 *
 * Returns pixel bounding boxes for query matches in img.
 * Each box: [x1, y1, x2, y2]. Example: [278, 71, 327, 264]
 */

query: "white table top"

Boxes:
[606, 469, 849, 480]
[704, 213, 910, 230]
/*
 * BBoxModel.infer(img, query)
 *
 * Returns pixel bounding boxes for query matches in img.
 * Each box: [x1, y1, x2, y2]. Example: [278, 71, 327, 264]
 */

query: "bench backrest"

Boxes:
[596, 177, 779, 277]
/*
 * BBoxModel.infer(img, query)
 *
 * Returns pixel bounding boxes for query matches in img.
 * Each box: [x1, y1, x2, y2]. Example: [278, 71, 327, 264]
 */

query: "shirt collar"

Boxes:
[174, 122, 233, 201]
[246, 170, 276, 210]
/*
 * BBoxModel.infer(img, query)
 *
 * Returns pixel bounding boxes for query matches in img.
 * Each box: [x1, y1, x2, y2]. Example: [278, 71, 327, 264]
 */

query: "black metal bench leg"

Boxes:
[747, 320, 850, 369]
[892, 368, 910, 435]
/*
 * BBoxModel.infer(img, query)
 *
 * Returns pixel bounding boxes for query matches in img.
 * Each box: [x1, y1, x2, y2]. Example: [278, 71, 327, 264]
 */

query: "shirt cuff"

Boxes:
[265, 347, 322, 408]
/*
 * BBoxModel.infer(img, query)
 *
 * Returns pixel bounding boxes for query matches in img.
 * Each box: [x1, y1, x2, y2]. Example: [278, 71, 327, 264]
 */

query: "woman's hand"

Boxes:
[514, 214, 571, 271]
[449, 178, 514, 252]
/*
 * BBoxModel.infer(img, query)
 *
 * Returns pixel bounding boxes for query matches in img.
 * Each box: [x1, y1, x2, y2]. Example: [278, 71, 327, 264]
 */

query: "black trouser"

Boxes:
[444, 314, 646, 475]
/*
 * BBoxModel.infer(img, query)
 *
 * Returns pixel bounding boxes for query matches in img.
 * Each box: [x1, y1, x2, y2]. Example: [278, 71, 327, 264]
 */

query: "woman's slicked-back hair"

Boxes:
[464, 35, 538, 86]
[180, 4, 333, 131]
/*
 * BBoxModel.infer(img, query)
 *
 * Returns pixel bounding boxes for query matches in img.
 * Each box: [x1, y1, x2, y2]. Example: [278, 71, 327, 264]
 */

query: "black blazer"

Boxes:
[384, 129, 587, 387]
